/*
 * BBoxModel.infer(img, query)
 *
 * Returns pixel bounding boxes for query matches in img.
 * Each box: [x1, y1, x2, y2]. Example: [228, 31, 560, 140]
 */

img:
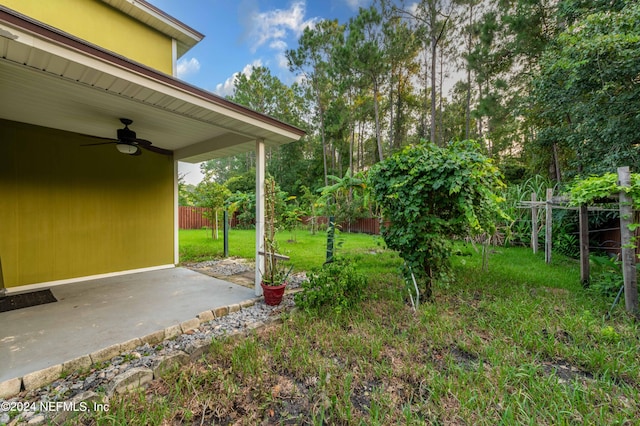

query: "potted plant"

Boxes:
[260, 238, 293, 305]
[260, 177, 292, 305]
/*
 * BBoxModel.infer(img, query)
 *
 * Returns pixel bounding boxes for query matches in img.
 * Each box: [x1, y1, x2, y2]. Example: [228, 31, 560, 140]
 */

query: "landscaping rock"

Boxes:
[152, 352, 189, 379]
[141, 330, 165, 346]
[23, 365, 62, 391]
[240, 299, 257, 308]
[51, 391, 105, 424]
[184, 339, 211, 361]
[62, 355, 92, 375]
[105, 368, 153, 396]
[0, 289, 305, 423]
[228, 303, 241, 313]
[197, 310, 214, 322]
[90, 344, 121, 364]
[180, 318, 200, 334]
[27, 414, 45, 424]
[0, 377, 22, 399]
[213, 306, 229, 318]
[164, 324, 182, 340]
[119, 338, 142, 352]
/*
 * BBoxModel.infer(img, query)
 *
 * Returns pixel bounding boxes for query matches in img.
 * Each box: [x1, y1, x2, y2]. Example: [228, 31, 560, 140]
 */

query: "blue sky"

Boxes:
[146, 1, 372, 184]
[148, 0, 372, 96]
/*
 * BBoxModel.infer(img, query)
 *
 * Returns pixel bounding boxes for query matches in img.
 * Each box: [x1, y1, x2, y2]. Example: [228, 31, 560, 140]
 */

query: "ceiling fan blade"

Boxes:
[132, 138, 152, 146]
[141, 144, 172, 156]
[80, 141, 118, 146]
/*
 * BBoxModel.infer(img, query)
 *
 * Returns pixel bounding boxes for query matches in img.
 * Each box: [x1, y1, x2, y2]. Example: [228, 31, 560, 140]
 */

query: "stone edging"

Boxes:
[0, 298, 261, 400]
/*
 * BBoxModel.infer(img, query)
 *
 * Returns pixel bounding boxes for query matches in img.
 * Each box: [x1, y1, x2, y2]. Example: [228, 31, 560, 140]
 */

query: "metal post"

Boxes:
[531, 192, 538, 254]
[618, 166, 638, 316]
[326, 216, 335, 264]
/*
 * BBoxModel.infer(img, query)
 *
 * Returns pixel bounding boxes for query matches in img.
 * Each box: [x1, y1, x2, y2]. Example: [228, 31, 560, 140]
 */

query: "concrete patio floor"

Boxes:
[0, 267, 256, 383]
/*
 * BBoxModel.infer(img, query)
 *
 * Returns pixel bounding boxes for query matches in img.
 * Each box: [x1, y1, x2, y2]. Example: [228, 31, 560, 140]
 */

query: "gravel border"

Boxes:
[0, 273, 305, 425]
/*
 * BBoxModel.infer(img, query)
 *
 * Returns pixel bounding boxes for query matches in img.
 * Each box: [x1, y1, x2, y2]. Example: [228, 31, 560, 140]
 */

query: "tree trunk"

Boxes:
[438, 45, 444, 145]
[430, 34, 437, 144]
[465, 4, 473, 140]
[552, 142, 561, 182]
[373, 79, 384, 162]
[317, 93, 329, 187]
[388, 70, 395, 151]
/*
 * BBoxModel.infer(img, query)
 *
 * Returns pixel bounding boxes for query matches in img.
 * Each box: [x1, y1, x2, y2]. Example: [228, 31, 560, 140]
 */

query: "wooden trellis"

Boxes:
[519, 167, 638, 315]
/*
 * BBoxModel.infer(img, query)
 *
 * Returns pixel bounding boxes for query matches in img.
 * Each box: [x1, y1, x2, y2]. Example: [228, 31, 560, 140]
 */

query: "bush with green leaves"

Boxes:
[569, 173, 640, 209]
[589, 255, 624, 298]
[294, 260, 367, 313]
[369, 140, 507, 301]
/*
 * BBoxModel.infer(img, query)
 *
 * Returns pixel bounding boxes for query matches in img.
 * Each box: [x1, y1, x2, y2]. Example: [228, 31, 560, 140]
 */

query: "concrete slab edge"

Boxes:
[0, 297, 271, 400]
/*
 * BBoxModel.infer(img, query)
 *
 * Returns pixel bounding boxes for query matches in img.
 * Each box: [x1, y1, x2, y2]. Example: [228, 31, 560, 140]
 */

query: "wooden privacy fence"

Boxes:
[179, 207, 240, 229]
[179, 207, 386, 235]
[179, 207, 210, 229]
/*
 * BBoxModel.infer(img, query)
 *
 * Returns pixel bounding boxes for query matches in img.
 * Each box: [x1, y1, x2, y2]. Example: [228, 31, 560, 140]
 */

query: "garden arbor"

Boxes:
[523, 167, 639, 316]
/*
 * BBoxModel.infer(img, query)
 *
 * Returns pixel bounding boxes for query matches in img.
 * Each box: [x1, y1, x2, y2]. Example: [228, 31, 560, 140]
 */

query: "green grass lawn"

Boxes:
[85, 232, 639, 425]
[179, 227, 389, 272]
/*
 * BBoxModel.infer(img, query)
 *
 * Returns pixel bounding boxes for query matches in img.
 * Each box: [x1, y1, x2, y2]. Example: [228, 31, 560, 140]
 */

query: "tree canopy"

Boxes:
[531, 1, 640, 177]
[194, 0, 639, 201]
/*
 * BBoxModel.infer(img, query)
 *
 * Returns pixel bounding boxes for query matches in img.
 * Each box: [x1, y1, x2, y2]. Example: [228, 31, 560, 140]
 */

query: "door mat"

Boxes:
[0, 289, 57, 313]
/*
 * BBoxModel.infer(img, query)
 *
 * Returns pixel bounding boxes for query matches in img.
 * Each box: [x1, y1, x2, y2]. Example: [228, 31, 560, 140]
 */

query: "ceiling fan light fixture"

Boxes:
[116, 143, 138, 155]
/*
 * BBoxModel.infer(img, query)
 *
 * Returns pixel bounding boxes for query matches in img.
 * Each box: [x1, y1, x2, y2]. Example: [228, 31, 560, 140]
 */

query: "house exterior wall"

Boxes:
[0, 119, 175, 288]
[2, 0, 173, 74]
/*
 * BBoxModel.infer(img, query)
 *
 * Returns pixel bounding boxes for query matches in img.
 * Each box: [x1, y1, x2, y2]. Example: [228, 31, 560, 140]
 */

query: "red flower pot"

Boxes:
[261, 281, 287, 306]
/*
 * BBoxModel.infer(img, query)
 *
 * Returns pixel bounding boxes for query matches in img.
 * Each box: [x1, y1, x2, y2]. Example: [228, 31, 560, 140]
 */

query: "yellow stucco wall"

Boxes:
[0, 120, 175, 288]
[2, 0, 173, 74]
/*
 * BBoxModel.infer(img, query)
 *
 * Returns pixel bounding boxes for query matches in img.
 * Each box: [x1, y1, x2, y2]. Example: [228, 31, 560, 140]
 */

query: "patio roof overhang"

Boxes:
[0, 7, 305, 163]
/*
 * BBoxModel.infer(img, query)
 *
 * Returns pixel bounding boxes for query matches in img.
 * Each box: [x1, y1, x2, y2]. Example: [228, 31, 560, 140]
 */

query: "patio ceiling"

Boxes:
[0, 7, 305, 163]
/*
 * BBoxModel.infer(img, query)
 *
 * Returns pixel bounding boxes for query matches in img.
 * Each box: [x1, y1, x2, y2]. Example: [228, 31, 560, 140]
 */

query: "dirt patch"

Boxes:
[542, 359, 594, 384]
[184, 258, 256, 288]
[185, 258, 306, 290]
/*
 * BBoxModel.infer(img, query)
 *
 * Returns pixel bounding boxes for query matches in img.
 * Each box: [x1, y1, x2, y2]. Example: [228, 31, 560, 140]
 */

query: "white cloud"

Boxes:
[344, 0, 369, 11]
[176, 57, 201, 79]
[215, 59, 263, 97]
[246, 1, 317, 52]
[276, 51, 290, 70]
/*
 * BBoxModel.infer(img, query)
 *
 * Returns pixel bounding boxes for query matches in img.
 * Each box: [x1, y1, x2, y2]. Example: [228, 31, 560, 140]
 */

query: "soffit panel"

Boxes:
[0, 15, 303, 162]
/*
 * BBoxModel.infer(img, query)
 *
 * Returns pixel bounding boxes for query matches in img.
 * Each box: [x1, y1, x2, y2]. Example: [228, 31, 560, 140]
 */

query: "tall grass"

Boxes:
[82, 235, 640, 425]
[502, 175, 556, 246]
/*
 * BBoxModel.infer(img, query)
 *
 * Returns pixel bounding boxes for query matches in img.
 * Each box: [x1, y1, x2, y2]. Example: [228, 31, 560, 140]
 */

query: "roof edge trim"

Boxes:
[101, 0, 204, 46]
[0, 6, 306, 139]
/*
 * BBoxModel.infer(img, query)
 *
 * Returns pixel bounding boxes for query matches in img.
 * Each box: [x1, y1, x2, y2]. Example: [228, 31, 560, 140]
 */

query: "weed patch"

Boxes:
[81, 240, 640, 425]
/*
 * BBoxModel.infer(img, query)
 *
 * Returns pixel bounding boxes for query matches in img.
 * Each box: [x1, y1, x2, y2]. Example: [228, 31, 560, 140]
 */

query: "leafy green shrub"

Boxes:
[294, 260, 367, 313]
[554, 232, 580, 258]
[588, 255, 623, 298]
[369, 140, 507, 301]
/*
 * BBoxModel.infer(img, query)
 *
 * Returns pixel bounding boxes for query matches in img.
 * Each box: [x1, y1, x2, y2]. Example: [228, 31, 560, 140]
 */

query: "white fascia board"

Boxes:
[1, 21, 302, 144]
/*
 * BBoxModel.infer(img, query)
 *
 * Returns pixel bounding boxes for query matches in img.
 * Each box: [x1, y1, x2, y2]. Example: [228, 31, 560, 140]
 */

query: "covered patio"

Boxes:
[0, 5, 304, 396]
[0, 6, 304, 296]
[0, 267, 255, 384]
